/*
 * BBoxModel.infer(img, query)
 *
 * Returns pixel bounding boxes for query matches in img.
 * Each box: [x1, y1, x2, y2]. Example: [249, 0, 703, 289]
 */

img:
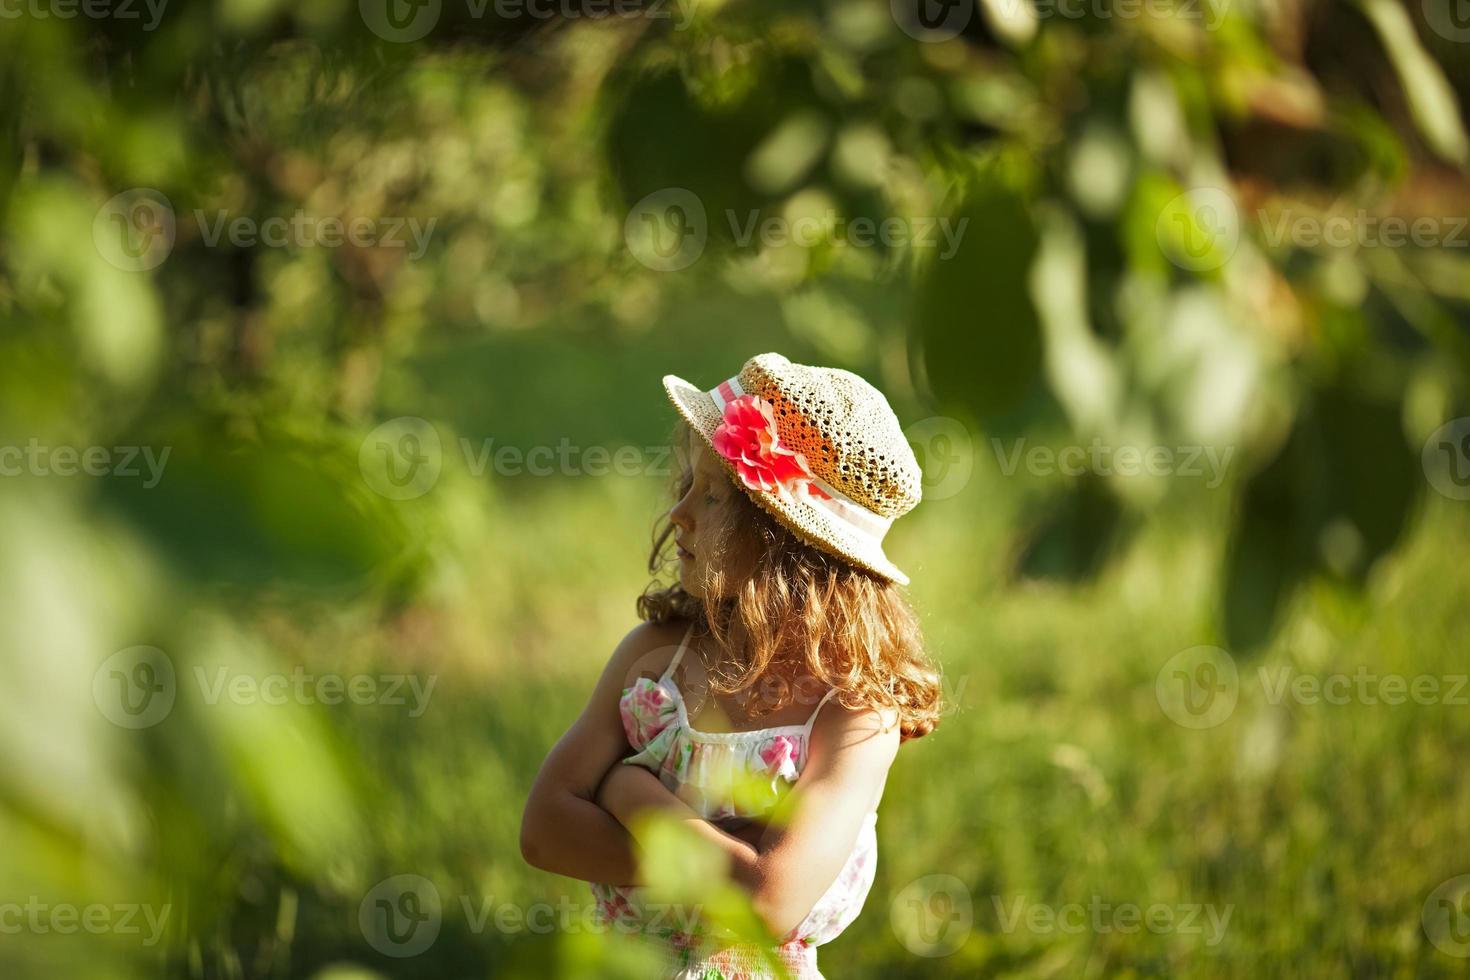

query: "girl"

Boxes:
[521, 352, 942, 978]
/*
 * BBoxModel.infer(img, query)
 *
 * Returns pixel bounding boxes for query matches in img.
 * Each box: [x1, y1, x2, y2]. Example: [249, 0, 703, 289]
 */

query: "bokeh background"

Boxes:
[3, 0, 1470, 976]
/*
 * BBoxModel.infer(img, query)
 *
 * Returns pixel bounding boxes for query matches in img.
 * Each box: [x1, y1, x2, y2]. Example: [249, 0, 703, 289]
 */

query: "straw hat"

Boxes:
[662, 353, 922, 585]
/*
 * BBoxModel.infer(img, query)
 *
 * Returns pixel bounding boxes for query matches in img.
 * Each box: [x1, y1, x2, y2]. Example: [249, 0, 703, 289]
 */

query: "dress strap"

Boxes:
[660, 622, 696, 682]
[803, 687, 841, 735]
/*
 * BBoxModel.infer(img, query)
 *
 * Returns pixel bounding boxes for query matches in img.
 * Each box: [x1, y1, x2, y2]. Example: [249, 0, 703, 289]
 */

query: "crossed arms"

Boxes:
[519, 621, 898, 937]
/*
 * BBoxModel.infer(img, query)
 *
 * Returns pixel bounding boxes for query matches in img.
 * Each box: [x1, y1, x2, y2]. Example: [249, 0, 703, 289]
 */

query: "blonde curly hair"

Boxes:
[637, 423, 943, 741]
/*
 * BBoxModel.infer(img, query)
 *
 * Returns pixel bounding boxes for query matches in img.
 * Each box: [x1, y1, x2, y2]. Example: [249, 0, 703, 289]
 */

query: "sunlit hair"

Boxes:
[637, 423, 943, 741]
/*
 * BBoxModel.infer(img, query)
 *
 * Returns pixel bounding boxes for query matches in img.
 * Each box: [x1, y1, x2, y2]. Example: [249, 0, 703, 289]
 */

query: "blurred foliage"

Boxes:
[1, 0, 1468, 977]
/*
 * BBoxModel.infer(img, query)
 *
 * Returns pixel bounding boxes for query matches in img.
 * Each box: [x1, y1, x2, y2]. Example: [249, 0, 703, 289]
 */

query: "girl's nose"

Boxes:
[670, 491, 694, 532]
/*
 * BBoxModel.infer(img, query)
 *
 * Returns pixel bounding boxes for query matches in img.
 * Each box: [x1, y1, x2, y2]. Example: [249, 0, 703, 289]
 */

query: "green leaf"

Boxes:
[1223, 376, 1418, 650]
[1223, 429, 1311, 652]
[1358, 0, 1469, 167]
[916, 174, 1043, 421]
[1314, 380, 1419, 573]
[1014, 475, 1128, 582]
[607, 61, 827, 250]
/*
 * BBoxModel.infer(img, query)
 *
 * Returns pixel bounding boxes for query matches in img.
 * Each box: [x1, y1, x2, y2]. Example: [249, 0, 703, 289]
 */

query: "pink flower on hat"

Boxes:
[711, 395, 830, 503]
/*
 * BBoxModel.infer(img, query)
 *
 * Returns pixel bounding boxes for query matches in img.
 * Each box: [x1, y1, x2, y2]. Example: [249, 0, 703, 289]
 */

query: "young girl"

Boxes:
[521, 352, 942, 978]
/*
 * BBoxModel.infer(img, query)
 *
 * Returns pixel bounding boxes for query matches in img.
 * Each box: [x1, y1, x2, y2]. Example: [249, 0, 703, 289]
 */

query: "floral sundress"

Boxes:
[591, 624, 879, 979]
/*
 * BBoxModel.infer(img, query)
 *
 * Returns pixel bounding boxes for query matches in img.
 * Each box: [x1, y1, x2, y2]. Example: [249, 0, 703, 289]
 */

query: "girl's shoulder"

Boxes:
[807, 692, 903, 748]
[607, 617, 696, 683]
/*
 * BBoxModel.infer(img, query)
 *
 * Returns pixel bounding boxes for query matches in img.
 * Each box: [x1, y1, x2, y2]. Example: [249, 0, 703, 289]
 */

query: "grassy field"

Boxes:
[248, 426, 1470, 979]
[4, 295, 1464, 979]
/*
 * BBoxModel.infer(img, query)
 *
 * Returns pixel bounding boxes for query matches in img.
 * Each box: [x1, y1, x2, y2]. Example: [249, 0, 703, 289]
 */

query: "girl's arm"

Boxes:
[738, 705, 899, 934]
[595, 763, 761, 870]
[599, 702, 901, 937]
[520, 622, 682, 885]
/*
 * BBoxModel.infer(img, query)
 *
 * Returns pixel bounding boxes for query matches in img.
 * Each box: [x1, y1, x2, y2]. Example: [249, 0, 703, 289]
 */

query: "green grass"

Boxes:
[252, 463, 1470, 979]
[9, 385, 1460, 980]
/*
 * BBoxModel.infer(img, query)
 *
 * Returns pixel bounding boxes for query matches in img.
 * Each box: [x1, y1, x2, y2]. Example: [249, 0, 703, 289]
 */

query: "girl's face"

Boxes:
[669, 429, 737, 599]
